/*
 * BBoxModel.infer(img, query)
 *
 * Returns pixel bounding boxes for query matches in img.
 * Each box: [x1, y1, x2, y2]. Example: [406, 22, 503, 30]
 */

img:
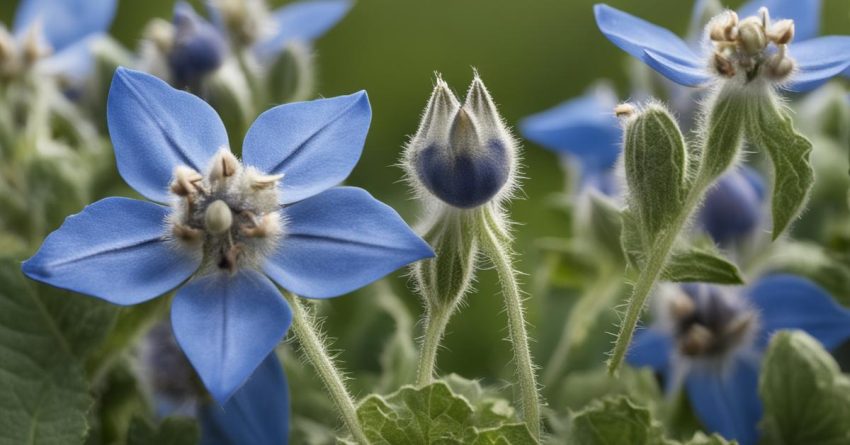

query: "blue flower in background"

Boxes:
[697, 167, 766, 247]
[594, 0, 850, 92]
[4, 0, 117, 81]
[200, 353, 290, 445]
[22, 67, 433, 403]
[519, 85, 621, 196]
[168, 2, 229, 88]
[628, 275, 850, 445]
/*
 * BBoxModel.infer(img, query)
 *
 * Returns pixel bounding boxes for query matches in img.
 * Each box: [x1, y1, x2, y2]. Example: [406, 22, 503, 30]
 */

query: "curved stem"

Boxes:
[416, 304, 453, 386]
[607, 177, 710, 375]
[479, 215, 542, 440]
[285, 293, 369, 445]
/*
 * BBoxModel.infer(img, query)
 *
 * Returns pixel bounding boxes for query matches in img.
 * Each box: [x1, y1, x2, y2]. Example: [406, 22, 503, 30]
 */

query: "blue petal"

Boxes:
[264, 187, 434, 299]
[685, 356, 762, 445]
[738, 0, 821, 42]
[107, 68, 229, 203]
[786, 37, 850, 92]
[643, 49, 711, 87]
[253, 0, 352, 62]
[200, 353, 289, 445]
[172, 270, 292, 404]
[594, 4, 704, 72]
[519, 88, 621, 173]
[748, 274, 850, 350]
[22, 197, 200, 306]
[39, 33, 102, 82]
[626, 328, 673, 372]
[242, 92, 371, 205]
[13, 0, 117, 52]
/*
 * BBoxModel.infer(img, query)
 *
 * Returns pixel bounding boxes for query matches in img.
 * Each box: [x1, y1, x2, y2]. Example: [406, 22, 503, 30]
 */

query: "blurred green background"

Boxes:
[1, 0, 848, 386]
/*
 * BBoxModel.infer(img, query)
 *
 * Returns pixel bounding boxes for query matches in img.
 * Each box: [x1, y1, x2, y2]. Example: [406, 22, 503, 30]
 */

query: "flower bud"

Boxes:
[697, 168, 765, 246]
[406, 73, 516, 209]
[168, 2, 228, 88]
[737, 18, 767, 55]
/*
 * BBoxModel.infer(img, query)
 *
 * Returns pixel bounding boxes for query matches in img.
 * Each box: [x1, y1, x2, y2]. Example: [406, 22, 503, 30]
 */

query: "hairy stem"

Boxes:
[415, 303, 453, 386]
[286, 293, 369, 444]
[607, 176, 710, 375]
[479, 213, 542, 440]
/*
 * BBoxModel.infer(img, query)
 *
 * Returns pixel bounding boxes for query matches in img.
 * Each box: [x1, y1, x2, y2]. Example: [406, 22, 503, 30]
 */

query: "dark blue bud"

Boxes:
[698, 167, 765, 246]
[406, 74, 515, 208]
[169, 2, 228, 87]
[141, 322, 204, 415]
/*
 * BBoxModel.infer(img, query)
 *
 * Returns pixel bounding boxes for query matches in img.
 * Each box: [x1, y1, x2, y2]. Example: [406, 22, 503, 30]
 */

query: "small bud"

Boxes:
[249, 172, 284, 190]
[406, 72, 515, 209]
[168, 2, 228, 88]
[768, 19, 794, 45]
[712, 52, 736, 77]
[205, 200, 233, 235]
[171, 166, 203, 196]
[737, 17, 767, 56]
[623, 103, 688, 241]
[208, 148, 240, 183]
[709, 11, 738, 42]
[614, 103, 635, 118]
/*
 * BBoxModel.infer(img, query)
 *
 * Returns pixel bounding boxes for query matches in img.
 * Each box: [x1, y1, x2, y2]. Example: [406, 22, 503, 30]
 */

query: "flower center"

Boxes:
[707, 7, 795, 82]
[167, 148, 284, 273]
[669, 284, 758, 358]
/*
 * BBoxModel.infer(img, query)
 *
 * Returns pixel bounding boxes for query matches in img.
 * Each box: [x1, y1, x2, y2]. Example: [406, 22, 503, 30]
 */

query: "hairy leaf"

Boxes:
[759, 330, 850, 445]
[662, 246, 744, 285]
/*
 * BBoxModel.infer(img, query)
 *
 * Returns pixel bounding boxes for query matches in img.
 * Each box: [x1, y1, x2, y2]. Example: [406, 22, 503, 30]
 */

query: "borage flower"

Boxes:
[22, 67, 432, 403]
[0, 0, 117, 82]
[519, 85, 622, 196]
[594, 0, 850, 91]
[628, 275, 850, 445]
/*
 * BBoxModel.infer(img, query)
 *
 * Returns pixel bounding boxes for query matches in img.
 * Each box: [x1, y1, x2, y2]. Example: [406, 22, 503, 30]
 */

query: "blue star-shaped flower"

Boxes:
[628, 275, 850, 445]
[519, 85, 622, 196]
[6, 0, 117, 81]
[22, 67, 433, 404]
[595, 0, 850, 92]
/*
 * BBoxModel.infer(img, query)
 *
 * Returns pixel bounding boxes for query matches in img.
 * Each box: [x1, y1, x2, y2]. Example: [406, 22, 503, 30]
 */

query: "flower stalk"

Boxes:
[285, 292, 369, 445]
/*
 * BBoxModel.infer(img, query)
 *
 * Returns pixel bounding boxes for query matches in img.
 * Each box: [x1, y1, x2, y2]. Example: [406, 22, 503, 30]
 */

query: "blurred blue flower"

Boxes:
[519, 85, 621, 196]
[697, 167, 765, 247]
[594, 1, 850, 92]
[628, 275, 850, 445]
[169, 2, 228, 88]
[200, 353, 290, 445]
[6, 0, 117, 81]
[22, 67, 433, 404]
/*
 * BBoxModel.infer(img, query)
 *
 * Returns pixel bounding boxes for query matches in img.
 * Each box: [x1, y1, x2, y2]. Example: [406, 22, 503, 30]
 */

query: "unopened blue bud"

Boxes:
[169, 2, 228, 87]
[698, 167, 765, 246]
[406, 73, 516, 209]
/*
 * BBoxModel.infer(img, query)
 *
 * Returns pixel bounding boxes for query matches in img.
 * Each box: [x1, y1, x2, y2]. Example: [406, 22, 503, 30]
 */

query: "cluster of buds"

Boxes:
[168, 149, 284, 274]
[210, 0, 270, 47]
[0, 23, 52, 80]
[708, 7, 795, 82]
[664, 284, 758, 360]
[404, 72, 517, 209]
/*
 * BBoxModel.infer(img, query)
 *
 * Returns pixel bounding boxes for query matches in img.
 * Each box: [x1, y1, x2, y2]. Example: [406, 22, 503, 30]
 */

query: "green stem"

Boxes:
[543, 276, 621, 387]
[285, 293, 369, 444]
[416, 303, 453, 386]
[479, 214, 542, 440]
[607, 177, 710, 375]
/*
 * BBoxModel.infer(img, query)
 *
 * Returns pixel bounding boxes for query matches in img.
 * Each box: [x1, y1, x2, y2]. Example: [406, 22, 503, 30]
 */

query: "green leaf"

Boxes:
[746, 95, 814, 240]
[662, 246, 744, 285]
[558, 368, 662, 414]
[126, 417, 198, 445]
[585, 192, 625, 264]
[620, 209, 645, 272]
[568, 396, 667, 445]
[354, 379, 535, 444]
[758, 330, 850, 445]
[0, 258, 116, 445]
[623, 105, 689, 242]
[700, 90, 746, 181]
